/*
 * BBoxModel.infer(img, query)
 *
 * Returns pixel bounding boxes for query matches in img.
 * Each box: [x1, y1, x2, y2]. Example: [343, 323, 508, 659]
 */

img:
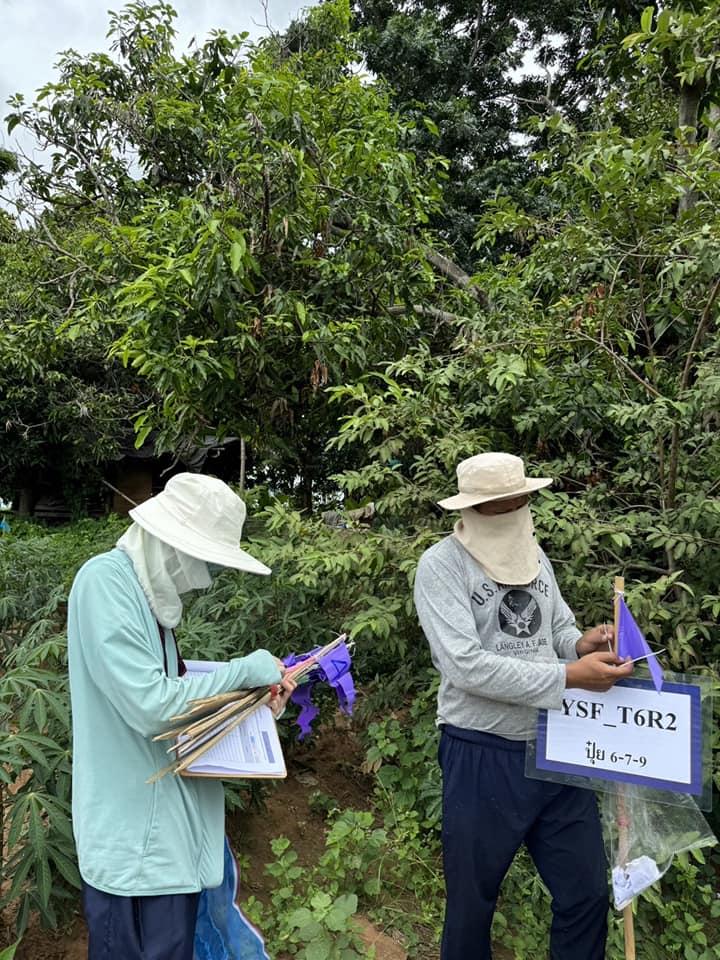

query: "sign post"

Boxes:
[527, 577, 715, 959]
[614, 576, 635, 960]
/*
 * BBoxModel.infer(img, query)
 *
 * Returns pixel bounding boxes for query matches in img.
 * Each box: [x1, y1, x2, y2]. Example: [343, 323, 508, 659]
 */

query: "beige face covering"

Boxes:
[453, 504, 540, 585]
[117, 523, 212, 627]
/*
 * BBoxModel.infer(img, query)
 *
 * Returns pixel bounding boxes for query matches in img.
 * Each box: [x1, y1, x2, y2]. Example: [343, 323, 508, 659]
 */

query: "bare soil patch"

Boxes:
[11, 717, 411, 960]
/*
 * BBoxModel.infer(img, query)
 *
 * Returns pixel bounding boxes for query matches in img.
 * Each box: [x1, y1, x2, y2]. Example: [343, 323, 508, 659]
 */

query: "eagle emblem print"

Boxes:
[498, 590, 542, 637]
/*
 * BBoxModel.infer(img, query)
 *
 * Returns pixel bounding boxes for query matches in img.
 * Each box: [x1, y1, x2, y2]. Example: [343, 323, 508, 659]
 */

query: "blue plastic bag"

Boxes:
[194, 837, 270, 960]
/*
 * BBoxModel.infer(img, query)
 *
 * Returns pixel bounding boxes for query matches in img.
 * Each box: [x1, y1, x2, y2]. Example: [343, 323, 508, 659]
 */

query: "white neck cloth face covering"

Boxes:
[117, 523, 212, 628]
[453, 504, 540, 586]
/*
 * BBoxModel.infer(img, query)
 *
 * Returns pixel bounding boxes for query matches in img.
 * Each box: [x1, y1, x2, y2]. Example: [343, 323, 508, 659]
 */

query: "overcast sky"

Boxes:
[0, 0, 315, 153]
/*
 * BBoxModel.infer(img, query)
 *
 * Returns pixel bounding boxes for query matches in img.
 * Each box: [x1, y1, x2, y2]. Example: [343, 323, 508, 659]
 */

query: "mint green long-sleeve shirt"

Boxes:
[67, 548, 281, 896]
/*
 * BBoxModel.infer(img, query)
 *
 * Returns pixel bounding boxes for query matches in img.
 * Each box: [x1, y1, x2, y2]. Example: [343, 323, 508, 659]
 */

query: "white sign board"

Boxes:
[536, 678, 702, 794]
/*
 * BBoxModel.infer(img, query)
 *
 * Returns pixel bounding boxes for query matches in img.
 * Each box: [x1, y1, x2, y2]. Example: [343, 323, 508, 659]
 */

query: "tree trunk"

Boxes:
[677, 80, 704, 214]
[300, 470, 313, 513]
[239, 438, 246, 492]
[706, 101, 720, 151]
[17, 488, 33, 517]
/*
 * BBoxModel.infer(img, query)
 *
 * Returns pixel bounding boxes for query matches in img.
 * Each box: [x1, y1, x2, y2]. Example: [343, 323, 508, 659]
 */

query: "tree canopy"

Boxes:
[351, 0, 651, 263]
[2, 0, 481, 507]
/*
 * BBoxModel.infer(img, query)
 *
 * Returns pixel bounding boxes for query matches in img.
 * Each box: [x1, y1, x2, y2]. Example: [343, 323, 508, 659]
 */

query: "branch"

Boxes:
[69, 131, 119, 224]
[387, 304, 474, 324]
[677, 79, 705, 215]
[34, 221, 115, 285]
[667, 275, 720, 509]
[253, 0, 280, 38]
[422, 247, 487, 305]
[328, 212, 487, 305]
[467, 4, 484, 70]
[679, 275, 720, 392]
[572, 330, 663, 399]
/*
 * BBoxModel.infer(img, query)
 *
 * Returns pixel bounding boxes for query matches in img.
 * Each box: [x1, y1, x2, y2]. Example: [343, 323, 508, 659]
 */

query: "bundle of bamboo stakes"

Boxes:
[148, 633, 348, 782]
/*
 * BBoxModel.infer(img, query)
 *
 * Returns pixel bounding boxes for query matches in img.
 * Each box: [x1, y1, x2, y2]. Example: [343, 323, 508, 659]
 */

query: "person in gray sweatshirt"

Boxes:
[414, 452, 633, 960]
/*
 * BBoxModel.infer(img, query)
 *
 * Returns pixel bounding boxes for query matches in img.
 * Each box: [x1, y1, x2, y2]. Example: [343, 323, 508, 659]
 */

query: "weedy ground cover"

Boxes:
[1, 515, 719, 958]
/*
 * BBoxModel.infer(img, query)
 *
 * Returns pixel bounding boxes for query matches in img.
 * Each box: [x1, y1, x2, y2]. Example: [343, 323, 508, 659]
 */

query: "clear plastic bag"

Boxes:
[602, 785, 717, 909]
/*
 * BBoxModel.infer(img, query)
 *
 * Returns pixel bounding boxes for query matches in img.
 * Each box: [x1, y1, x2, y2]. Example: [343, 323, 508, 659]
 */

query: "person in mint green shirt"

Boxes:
[68, 473, 293, 960]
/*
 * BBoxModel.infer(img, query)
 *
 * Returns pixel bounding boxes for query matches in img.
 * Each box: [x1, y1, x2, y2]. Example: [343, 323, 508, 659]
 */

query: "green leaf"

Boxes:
[135, 422, 153, 449]
[2, 849, 34, 904]
[35, 853, 52, 910]
[32, 694, 48, 734]
[6, 795, 29, 852]
[325, 907, 350, 932]
[340, 949, 362, 960]
[287, 907, 314, 929]
[49, 848, 81, 888]
[27, 801, 46, 853]
[655, 8, 671, 34]
[15, 894, 30, 938]
[230, 239, 245, 275]
[310, 890, 332, 911]
[622, 32, 647, 49]
[298, 920, 324, 940]
[333, 893, 358, 916]
[302, 938, 331, 960]
[640, 6, 654, 33]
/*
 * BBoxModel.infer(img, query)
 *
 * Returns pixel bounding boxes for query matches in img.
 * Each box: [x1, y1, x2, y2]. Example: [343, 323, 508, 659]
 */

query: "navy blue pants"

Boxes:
[439, 725, 608, 960]
[81, 881, 200, 960]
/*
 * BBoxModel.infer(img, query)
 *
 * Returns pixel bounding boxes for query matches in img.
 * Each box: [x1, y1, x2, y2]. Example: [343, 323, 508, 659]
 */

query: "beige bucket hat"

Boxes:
[129, 472, 271, 575]
[438, 452, 552, 511]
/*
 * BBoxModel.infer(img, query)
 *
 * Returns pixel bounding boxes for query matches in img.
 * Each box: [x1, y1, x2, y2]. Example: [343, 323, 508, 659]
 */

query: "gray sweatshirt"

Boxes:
[414, 536, 581, 740]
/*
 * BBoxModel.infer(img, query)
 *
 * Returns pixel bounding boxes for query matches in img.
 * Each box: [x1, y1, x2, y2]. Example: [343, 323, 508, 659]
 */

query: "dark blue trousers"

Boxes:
[81, 881, 200, 960]
[440, 725, 608, 960]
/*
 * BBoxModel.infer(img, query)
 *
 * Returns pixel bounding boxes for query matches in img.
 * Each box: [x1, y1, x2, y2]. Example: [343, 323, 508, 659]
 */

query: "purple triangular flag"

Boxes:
[617, 597, 664, 693]
[317, 643, 351, 684]
[317, 642, 355, 715]
[291, 684, 320, 740]
[333, 673, 356, 715]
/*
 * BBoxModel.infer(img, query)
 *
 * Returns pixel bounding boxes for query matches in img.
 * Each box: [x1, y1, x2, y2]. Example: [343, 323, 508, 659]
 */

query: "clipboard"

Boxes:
[180, 661, 287, 780]
[180, 703, 287, 780]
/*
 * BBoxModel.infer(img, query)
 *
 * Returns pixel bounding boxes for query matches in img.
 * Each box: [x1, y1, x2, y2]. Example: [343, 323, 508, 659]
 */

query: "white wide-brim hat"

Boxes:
[438, 452, 552, 510]
[129, 472, 271, 575]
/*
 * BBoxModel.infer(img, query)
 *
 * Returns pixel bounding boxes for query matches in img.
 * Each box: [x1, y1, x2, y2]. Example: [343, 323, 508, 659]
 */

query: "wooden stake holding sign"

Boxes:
[614, 575, 636, 960]
[530, 577, 712, 953]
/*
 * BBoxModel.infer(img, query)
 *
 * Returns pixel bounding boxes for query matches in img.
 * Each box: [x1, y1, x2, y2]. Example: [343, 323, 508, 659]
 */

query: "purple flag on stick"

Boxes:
[282, 640, 355, 739]
[617, 597, 664, 693]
